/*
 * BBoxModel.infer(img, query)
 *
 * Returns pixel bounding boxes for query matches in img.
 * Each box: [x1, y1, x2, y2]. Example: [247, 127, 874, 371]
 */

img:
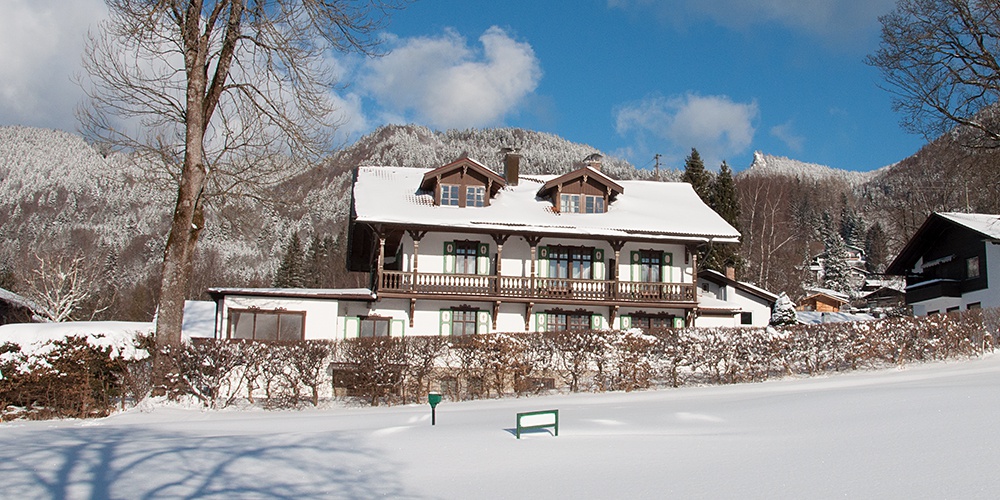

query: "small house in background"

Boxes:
[696, 268, 778, 327]
[886, 212, 1000, 316]
[796, 288, 849, 313]
[0, 287, 44, 326]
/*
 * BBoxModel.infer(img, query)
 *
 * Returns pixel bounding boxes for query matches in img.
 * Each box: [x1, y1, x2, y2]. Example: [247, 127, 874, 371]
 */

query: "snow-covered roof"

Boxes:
[802, 287, 850, 302]
[0, 287, 43, 314]
[353, 167, 740, 243]
[207, 287, 376, 301]
[937, 212, 1000, 240]
[698, 269, 779, 303]
[796, 311, 875, 325]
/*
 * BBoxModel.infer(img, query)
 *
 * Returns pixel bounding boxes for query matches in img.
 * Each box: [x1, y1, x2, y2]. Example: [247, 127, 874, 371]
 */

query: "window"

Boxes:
[441, 184, 460, 206]
[546, 311, 592, 331]
[740, 312, 753, 325]
[560, 194, 605, 213]
[229, 309, 304, 341]
[560, 193, 581, 213]
[455, 241, 478, 274]
[360, 316, 391, 337]
[547, 246, 593, 279]
[969, 302, 982, 310]
[967, 256, 981, 279]
[451, 309, 478, 336]
[639, 250, 662, 282]
[466, 186, 486, 207]
[584, 195, 605, 213]
[631, 315, 674, 330]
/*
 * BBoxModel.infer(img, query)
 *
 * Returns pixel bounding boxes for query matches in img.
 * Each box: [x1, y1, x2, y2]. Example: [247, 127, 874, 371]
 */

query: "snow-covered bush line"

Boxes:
[165, 309, 996, 408]
[2, 310, 995, 418]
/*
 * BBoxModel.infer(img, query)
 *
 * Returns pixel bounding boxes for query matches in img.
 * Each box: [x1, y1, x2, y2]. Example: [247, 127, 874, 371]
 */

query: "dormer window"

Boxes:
[442, 185, 460, 206]
[420, 158, 506, 208]
[585, 195, 605, 213]
[538, 160, 623, 214]
[467, 186, 485, 207]
[559, 194, 606, 213]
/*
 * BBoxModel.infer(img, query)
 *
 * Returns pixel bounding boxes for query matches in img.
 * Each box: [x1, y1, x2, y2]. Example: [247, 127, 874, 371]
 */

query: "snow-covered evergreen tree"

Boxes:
[273, 233, 305, 288]
[820, 212, 851, 293]
[705, 161, 741, 273]
[681, 148, 713, 202]
[769, 293, 798, 326]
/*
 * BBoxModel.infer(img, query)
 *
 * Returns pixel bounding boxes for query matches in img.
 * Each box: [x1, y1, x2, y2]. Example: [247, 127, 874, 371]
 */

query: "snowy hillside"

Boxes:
[2, 355, 999, 498]
[741, 151, 888, 186]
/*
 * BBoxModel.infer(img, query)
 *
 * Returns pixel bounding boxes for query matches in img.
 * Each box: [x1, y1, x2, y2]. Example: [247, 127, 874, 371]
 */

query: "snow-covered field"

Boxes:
[3, 355, 1000, 499]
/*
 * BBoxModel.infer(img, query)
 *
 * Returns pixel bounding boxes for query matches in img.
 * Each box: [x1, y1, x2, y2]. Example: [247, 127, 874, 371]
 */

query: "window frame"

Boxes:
[466, 185, 486, 207]
[450, 309, 478, 336]
[545, 310, 593, 331]
[584, 195, 605, 213]
[639, 250, 662, 283]
[547, 245, 594, 279]
[228, 308, 305, 341]
[441, 184, 460, 206]
[967, 256, 981, 279]
[455, 240, 479, 274]
[359, 316, 392, 338]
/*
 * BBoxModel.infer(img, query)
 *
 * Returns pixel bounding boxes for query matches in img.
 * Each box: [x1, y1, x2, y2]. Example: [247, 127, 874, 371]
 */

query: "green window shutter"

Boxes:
[590, 314, 602, 330]
[537, 246, 549, 278]
[662, 252, 672, 282]
[630, 251, 640, 281]
[593, 248, 605, 280]
[620, 315, 631, 330]
[344, 317, 360, 339]
[477, 310, 490, 334]
[439, 310, 452, 336]
[443, 241, 456, 274]
[535, 312, 547, 332]
[673, 317, 685, 328]
[477, 242, 490, 275]
[391, 319, 406, 337]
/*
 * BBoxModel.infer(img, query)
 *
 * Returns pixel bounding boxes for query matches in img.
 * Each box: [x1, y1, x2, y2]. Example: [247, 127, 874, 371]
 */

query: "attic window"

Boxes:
[560, 194, 606, 213]
[466, 186, 485, 207]
[441, 185, 460, 206]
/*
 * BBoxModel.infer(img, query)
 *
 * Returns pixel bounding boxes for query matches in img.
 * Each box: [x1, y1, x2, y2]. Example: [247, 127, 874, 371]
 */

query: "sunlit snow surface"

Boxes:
[2, 356, 1000, 498]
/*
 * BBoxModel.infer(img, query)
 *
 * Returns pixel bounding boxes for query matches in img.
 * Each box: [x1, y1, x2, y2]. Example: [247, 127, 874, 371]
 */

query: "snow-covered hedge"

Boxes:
[2, 309, 996, 417]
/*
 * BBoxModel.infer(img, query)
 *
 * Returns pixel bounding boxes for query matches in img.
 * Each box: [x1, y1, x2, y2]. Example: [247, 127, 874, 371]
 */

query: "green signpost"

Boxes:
[428, 392, 442, 425]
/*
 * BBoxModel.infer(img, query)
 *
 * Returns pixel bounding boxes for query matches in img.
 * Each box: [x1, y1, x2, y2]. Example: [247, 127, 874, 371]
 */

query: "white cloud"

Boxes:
[0, 0, 107, 131]
[363, 26, 542, 129]
[615, 93, 758, 168]
[770, 120, 805, 152]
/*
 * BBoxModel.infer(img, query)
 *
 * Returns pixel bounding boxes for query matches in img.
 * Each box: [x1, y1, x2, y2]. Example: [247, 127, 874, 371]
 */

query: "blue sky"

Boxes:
[1, 0, 924, 172]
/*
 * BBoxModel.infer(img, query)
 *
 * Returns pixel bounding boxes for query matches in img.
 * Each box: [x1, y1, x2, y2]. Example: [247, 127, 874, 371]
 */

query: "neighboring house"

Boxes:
[796, 311, 875, 325]
[696, 269, 778, 327]
[797, 289, 849, 313]
[209, 153, 742, 340]
[0, 287, 44, 326]
[885, 212, 1000, 316]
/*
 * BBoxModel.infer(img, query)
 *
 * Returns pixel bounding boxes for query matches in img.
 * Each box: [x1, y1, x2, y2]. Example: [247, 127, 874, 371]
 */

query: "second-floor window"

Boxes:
[639, 250, 661, 282]
[441, 184, 460, 206]
[967, 256, 981, 279]
[548, 246, 593, 279]
[455, 241, 478, 274]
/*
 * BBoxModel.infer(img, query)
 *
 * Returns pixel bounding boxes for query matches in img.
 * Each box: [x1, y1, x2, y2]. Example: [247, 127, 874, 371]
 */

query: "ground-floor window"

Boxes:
[360, 316, 392, 337]
[740, 312, 753, 325]
[968, 302, 982, 310]
[630, 314, 675, 330]
[546, 311, 592, 331]
[451, 309, 478, 336]
[229, 309, 305, 341]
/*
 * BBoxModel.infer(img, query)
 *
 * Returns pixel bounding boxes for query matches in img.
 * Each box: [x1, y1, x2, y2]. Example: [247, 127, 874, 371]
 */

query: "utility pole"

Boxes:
[654, 154, 661, 181]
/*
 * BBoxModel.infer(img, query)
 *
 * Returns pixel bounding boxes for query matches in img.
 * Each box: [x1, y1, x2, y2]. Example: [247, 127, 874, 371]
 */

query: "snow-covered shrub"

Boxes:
[339, 337, 407, 406]
[770, 293, 798, 326]
[0, 335, 137, 420]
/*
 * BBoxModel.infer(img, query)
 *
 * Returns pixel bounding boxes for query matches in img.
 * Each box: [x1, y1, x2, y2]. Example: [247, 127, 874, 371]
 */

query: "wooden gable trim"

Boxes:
[419, 157, 507, 194]
[538, 166, 624, 198]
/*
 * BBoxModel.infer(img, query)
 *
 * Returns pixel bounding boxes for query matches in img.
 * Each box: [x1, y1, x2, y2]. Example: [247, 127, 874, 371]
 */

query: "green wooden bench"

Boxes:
[516, 409, 559, 439]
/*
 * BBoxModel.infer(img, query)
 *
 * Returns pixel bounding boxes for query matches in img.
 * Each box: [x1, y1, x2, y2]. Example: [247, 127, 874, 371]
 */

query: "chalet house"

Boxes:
[0, 287, 44, 326]
[696, 269, 778, 327]
[886, 212, 1000, 316]
[209, 153, 741, 340]
[796, 289, 849, 313]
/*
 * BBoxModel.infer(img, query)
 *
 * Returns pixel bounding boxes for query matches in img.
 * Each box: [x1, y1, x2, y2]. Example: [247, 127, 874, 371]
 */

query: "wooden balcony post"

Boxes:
[407, 230, 426, 292]
[525, 235, 542, 298]
[492, 233, 509, 296]
[610, 240, 625, 302]
[689, 244, 698, 327]
[376, 230, 386, 291]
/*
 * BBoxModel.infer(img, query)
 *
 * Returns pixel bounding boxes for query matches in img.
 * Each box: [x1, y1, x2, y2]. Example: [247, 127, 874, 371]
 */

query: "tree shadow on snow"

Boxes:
[0, 423, 422, 499]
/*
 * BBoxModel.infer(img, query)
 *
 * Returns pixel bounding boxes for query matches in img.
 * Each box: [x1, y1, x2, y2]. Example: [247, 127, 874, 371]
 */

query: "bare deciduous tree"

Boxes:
[27, 252, 110, 322]
[78, 1, 405, 387]
[868, 0, 1000, 146]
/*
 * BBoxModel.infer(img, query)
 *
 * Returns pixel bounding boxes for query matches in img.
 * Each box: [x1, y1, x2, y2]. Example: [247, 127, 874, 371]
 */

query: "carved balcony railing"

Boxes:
[380, 270, 696, 304]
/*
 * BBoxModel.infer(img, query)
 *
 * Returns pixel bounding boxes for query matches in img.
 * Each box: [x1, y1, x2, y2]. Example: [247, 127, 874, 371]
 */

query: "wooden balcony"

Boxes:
[379, 270, 696, 304]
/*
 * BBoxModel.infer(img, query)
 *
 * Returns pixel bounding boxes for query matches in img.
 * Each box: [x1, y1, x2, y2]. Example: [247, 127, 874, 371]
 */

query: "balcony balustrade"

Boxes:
[380, 270, 696, 304]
